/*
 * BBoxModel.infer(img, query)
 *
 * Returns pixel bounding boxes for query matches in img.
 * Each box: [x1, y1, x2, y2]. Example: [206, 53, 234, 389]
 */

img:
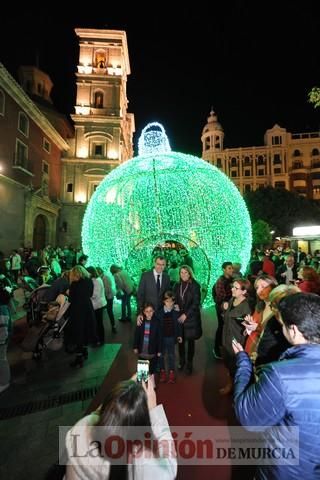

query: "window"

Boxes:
[275, 181, 285, 188]
[244, 170, 251, 177]
[94, 91, 104, 108]
[14, 139, 29, 170]
[257, 155, 264, 165]
[18, 112, 29, 137]
[312, 148, 319, 156]
[231, 157, 237, 167]
[293, 149, 301, 157]
[273, 154, 281, 164]
[205, 137, 210, 150]
[67, 183, 73, 193]
[272, 136, 281, 145]
[244, 184, 251, 193]
[94, 144, 103, 156]
[274, 168, 281, 174]
[42, 161, 49, 174]
[258, 169, 264, 176]
[244, 156, 251, 165]
[293, 161, 303, 169]
[43, 138, 51, 153]
[0, 89, 4, 116]
[42, 179, 49, 197]
[216, 158, 222, 168]
[231, 170, 237, 177]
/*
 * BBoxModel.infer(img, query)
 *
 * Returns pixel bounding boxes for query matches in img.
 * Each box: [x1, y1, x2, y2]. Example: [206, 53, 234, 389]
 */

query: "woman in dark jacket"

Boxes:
[174, 265, 202, 374]
[220, 277, 252, 394]
[67, 265, 96, 368]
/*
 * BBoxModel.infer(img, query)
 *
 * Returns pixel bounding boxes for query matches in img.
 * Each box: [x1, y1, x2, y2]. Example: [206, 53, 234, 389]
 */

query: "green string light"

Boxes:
[82, 124, 252, 306]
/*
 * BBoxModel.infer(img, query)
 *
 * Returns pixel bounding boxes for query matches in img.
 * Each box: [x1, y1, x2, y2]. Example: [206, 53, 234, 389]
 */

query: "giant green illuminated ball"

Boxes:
[82, 123, 252, 305]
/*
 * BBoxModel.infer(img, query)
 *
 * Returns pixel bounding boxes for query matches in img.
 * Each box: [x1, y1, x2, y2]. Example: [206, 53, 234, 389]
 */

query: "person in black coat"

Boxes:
[137, 256, 171, 313]
[133, 303, 162, 374]
[67, 265, 96, 368]
[174, 265, 202, 374]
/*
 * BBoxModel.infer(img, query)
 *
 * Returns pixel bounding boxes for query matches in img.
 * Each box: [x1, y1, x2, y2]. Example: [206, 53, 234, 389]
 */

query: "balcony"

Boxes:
[311, 162, 320, 173]
[289, 163, 308, 174]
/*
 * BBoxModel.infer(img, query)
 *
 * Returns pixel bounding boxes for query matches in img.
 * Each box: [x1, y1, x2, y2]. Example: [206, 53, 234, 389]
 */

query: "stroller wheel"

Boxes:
[33, 351, 42, 361]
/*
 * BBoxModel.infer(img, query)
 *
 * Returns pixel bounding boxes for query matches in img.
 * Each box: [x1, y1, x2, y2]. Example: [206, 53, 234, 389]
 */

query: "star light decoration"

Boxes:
[82, 122, 252, 305]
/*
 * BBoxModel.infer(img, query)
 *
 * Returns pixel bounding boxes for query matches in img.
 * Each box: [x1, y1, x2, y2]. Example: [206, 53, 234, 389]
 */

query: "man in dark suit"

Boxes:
[137, 256, 171, 312]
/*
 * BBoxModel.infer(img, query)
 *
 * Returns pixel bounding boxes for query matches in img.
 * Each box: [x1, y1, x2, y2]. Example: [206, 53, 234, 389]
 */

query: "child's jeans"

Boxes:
[159, 336, 175, 371]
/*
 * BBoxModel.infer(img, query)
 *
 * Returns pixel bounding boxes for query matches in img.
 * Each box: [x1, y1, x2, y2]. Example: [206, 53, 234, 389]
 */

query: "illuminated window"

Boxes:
[94, 91, 104, 108]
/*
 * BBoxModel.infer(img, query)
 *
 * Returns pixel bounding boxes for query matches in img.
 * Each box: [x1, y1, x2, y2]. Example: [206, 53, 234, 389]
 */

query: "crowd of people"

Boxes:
[1, 242, 320, 478]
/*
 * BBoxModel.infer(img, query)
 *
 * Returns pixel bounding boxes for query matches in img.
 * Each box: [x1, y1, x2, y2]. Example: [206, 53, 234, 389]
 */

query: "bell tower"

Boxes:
[201, 109, 224, 164]
[60, 28, 135, 247]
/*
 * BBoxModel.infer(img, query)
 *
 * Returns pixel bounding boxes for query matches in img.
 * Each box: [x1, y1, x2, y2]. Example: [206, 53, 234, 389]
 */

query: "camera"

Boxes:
[137, 359, 150, 382]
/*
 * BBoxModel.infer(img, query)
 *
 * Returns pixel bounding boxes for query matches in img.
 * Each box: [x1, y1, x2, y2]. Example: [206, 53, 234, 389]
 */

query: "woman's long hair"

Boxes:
[98, 380, 151, 429]
[97, 380, 152, 479]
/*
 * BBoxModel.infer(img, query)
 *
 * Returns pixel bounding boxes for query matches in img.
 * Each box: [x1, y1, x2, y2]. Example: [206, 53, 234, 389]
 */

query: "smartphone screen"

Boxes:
[137, 360, 150, 382]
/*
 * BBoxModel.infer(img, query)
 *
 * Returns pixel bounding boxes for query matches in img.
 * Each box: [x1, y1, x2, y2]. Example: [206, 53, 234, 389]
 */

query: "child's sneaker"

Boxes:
[159, 369, 167, 383]
[168, 370, 175, 383]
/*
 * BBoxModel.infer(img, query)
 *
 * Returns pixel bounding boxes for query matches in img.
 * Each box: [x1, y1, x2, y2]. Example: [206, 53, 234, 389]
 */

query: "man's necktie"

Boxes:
[156, 274, 161, 293]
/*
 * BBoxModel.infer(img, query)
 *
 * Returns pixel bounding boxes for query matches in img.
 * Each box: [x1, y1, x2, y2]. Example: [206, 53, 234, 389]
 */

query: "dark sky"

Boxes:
[1, 2, 320, 156]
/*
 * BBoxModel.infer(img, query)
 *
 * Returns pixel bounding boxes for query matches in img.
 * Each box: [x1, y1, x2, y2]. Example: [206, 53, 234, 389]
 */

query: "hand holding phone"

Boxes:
[232, 338, 243, 354]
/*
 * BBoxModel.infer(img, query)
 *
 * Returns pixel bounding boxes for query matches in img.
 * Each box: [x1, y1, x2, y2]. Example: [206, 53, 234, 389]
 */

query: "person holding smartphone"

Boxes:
[65, 375, 178, 479]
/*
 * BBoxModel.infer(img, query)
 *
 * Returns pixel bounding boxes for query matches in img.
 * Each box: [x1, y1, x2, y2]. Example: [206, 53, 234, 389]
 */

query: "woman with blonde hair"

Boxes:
[67, 265, 96, 367]
[254, 283, 300, 367]
[243, 274, 278, 362]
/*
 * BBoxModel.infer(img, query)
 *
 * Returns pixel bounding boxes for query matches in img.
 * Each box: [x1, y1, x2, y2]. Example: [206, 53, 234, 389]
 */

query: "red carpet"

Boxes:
[156, 308, 233, 480]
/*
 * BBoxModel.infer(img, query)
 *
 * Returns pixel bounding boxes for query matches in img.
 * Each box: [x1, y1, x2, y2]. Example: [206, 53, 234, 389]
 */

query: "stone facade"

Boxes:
[201, 110, 320, 199]
[59, 29, 135, 247]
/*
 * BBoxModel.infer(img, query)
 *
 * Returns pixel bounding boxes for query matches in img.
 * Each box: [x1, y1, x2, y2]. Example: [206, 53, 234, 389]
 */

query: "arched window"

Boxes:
[94, 91, 104, 108]
[293, 149, 301, 157]
[312, 148, 319, 156]
[257, 155, 264, 165]
[95, 50, 106, 68]
[244, 156, 250, 165]
[231, 157, 237, 167]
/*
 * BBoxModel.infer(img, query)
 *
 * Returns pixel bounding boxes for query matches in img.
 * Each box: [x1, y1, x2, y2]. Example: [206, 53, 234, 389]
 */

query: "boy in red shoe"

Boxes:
[157, 291, 182, 383]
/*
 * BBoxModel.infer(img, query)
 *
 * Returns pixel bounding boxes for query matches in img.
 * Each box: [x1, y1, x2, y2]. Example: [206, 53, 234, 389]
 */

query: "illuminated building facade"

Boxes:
[59, 28, 135, 247]
[201, 110, 320, 200]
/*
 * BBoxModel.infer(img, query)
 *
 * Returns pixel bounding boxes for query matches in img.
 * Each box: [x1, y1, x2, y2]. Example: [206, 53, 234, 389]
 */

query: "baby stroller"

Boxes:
[24, 284, 51, 326]
[33, 295, 70, 360]
[21, 294, 70, 360]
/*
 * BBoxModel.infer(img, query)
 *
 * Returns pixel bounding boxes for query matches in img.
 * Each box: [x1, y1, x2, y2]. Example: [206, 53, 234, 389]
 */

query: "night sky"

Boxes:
[1, 2, 320, 156]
